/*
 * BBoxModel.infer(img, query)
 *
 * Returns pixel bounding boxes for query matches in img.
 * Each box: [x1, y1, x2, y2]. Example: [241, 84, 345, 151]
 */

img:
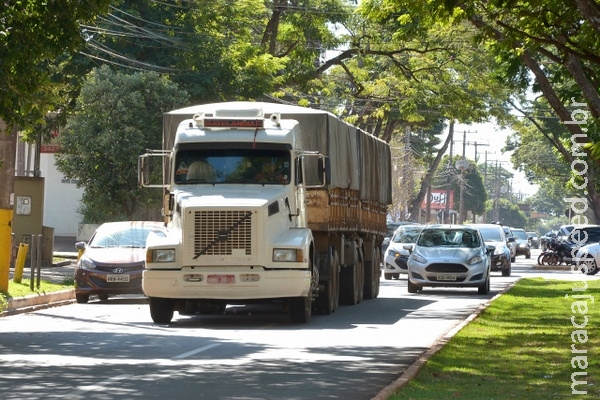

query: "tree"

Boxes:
[55, 66, 189, 222]
[366, 0, 600, 221]
[0, 0, 112, 291]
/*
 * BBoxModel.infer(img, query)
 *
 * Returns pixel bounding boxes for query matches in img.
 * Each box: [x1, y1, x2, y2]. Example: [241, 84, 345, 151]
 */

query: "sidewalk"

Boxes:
[2, 236, 79, 316]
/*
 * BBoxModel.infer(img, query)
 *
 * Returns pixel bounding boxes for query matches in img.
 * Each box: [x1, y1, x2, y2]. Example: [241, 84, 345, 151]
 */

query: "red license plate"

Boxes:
[207, 274, 235, 284]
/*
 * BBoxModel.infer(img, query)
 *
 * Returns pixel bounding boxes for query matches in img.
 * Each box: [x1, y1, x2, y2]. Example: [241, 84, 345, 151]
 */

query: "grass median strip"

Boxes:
[391, 277, 599, 399]
[1, 278, 74, 312]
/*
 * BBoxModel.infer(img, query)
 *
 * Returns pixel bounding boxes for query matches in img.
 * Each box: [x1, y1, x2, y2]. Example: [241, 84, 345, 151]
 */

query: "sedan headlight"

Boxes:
[147, 248, 176, 263]
[77, 255, 97, 270]
[273, 248, 304, 262]
[467, 255, 483, 265]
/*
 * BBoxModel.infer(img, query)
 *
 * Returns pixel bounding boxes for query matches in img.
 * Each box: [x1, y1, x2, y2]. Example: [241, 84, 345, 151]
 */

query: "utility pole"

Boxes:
[444, 122, 454, 224]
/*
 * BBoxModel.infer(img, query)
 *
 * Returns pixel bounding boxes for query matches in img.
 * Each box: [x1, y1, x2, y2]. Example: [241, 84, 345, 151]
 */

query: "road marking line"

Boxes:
[173, 343, 221, 359]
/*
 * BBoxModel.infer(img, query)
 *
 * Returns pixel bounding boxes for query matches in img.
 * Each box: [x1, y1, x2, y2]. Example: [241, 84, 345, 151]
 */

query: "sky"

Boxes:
[448, 122, 539, 198]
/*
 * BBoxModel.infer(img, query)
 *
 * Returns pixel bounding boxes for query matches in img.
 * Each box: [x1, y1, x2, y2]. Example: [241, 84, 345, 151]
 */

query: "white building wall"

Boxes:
[40, 153, 83, 236]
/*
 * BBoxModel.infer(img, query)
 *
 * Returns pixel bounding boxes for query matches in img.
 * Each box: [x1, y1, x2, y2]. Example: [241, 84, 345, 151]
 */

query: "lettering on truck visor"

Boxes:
[203, 118, 264, 129]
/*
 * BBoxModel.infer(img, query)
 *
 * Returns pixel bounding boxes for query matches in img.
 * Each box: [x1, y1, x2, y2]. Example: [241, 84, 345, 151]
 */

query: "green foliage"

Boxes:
[55, 66, 189, 222]
[0, 0, 112, 128]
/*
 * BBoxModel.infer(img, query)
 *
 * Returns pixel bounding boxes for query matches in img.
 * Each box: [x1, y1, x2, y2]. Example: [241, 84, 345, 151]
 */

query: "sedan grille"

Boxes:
[425, 263, 469, 273]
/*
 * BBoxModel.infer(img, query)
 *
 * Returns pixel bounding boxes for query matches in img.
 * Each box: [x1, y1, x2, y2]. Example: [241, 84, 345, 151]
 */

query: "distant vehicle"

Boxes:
[511, 228, 531, 259]
[405, 225, 495, 294]
[526, 232, 539, 249]
[74, 221, 165, 304]
[467, 224, 512, 276]
[501, 225, 517, 262]
[383, 224, 424, 279]
[382, 221, 410, 260]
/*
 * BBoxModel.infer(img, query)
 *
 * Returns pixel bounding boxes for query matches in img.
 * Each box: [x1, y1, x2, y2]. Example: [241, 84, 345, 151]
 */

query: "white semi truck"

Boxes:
[138, 101, 392, 323]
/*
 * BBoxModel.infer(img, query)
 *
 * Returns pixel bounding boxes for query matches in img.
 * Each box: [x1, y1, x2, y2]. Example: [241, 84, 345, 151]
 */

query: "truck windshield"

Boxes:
[174, 149, 291, 185]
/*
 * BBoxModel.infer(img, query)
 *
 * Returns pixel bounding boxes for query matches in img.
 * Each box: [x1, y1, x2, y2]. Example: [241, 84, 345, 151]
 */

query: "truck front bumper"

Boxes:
[142, 267, 311, 300]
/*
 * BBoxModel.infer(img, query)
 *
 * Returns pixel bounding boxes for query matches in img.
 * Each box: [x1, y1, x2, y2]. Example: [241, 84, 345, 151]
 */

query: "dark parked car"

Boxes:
[511, 228, 531, 259]
[74, 221, 165, 303]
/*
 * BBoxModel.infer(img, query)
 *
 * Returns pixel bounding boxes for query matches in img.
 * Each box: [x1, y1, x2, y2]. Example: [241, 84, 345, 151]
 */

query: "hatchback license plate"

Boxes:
[107, 274, 130, 282]
[436, 274, 457, 281]
[207, 274, 235, 284]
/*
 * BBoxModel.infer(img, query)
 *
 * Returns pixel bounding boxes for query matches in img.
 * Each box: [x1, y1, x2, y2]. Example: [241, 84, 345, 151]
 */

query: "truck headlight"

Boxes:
[147, 248, 176, 263]
[273, 248, 303, 262]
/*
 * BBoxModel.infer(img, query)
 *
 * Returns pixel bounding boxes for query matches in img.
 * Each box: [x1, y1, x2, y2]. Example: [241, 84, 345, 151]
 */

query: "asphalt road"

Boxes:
[0, 249, 592, 400]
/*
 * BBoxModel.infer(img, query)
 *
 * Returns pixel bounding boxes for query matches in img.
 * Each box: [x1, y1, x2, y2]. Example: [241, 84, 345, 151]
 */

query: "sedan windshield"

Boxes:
[512, 230, 528, 240]
[90, 226, 158, 248]
[392, 226, 423, 243]
[417, 228, 480, 248]
[478, 228, 503, 242]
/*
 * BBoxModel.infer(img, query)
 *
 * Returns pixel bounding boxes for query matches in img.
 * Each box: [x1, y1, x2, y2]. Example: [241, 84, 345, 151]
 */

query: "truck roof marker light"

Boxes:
[192, 113, 205, 128]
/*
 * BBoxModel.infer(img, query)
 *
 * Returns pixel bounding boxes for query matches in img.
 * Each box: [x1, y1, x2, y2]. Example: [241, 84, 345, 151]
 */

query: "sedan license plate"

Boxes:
[436, 274, 457, 281]
[107, 274, 130, 283]
[207, 274, 235, 284]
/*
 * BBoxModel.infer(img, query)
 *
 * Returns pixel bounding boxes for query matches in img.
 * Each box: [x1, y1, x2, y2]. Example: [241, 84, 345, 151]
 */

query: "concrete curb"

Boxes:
[1, 289, 76, 317]
[370, 278, 520, 400]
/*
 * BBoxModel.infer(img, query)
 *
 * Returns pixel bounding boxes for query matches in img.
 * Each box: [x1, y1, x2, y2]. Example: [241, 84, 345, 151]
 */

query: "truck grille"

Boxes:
[192, 210, 255, 257]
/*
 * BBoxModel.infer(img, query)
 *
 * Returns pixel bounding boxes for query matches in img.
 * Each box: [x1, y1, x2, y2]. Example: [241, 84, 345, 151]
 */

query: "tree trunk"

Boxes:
[0, 120, 17, 291]
[409, 120, 454, 221]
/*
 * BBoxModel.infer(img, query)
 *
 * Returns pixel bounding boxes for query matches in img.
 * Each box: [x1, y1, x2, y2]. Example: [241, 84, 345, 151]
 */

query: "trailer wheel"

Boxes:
[290, 296, 312, 323]
[340, 262, 361, 305]
[363, 245, 380, 300]
[149, 297, 175, 324]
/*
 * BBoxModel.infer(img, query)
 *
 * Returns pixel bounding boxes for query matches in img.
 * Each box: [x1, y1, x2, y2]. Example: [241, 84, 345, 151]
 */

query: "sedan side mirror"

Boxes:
[486, 245, 496, 254]
[507, 237, 515, 243]
[403, 244, 414, 254]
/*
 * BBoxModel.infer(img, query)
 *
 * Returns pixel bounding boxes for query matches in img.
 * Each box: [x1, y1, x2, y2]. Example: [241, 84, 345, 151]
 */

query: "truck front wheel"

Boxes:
[149, 297, 175, 324]
[290, 296, 312, 323]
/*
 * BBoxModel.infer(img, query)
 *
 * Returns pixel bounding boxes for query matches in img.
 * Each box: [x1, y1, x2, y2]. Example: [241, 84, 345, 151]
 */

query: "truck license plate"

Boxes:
[107, 274, 130, 282]
[207, 274, 235, 284]
[436, 274, 457, 281]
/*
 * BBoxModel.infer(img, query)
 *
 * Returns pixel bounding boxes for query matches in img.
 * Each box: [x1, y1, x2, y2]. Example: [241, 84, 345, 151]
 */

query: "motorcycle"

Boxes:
[537, 238, 575, 266]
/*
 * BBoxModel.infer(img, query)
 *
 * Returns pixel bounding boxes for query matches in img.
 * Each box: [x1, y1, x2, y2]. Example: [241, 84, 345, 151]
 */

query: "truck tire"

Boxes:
[149, 297, 175, 324]
[315, 249, 339, 315]
[363, 245, 380, 300]
[290, 296, 312, 323]
[340, 258, 363, 305]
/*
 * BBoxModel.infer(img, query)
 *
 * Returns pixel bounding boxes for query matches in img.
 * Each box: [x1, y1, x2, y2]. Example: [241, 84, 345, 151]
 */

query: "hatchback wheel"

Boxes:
[75, 293, 89, 304]
[502, 262, 511, 277]
[478, 274, 490, 295]
[407, 279, 420, 293]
